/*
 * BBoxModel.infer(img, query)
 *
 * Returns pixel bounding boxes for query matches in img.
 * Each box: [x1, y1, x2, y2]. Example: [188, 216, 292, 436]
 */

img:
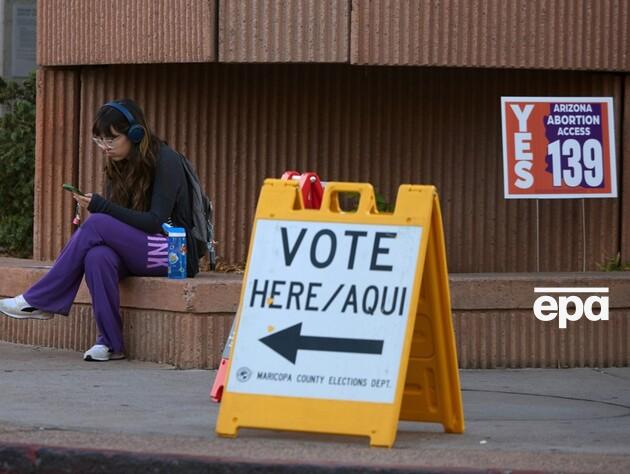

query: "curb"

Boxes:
[0, 442, 528, 474]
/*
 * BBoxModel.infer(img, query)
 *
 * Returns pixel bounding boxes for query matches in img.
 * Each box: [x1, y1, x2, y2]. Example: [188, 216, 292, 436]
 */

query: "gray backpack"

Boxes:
[177, 153, 217, 271]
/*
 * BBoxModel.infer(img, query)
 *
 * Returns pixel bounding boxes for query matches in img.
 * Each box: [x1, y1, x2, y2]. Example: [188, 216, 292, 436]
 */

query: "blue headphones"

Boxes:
[104, 101, 146, 144]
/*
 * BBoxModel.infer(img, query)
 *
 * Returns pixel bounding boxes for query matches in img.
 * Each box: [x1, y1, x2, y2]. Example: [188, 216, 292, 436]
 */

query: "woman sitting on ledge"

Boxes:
[0, 99, 199, 361]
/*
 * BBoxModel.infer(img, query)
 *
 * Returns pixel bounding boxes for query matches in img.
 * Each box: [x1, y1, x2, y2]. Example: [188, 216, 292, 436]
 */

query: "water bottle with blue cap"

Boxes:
[162, 223, 187, 279]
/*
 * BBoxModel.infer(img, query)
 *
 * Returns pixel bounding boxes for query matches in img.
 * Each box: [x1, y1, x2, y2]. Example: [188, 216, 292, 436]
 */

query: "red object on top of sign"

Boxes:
[298, 172, 324, 209]
[501, 97, 617, 199]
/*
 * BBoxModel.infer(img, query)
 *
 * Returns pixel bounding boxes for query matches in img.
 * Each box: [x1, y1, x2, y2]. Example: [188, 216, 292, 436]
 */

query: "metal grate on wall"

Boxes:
[57, 63, 622, 272]
[33, 68, 80, 260]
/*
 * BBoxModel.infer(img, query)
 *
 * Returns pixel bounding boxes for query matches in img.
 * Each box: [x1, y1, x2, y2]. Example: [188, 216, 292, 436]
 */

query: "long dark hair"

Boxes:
[92, 99, 160, 211]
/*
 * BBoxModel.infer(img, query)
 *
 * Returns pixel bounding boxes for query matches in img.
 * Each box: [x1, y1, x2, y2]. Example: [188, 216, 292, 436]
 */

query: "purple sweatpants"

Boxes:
[24, 214, 168, 353]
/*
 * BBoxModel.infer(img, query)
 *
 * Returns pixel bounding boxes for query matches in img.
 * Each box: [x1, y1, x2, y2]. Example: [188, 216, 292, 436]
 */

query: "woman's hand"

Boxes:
[73, 193, 93, 209]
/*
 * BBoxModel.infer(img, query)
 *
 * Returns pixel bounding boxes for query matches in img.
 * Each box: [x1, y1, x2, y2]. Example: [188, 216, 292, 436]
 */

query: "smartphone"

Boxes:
[62, 183, 85, 196]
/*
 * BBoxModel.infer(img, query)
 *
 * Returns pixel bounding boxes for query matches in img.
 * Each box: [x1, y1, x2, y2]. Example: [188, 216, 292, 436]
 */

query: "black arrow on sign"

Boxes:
[259, 323, 384, 364]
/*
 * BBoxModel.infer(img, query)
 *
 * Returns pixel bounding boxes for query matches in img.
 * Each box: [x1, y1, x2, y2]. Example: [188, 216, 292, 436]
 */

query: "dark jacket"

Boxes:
[88, 143, 199, 277]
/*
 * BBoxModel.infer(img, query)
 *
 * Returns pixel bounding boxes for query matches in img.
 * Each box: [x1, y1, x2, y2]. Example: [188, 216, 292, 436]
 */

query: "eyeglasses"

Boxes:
[92, 135, 123, 150]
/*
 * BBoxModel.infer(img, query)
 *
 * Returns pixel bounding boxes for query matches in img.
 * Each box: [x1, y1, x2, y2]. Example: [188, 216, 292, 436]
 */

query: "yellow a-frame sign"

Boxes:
[216, 180, 464, 447]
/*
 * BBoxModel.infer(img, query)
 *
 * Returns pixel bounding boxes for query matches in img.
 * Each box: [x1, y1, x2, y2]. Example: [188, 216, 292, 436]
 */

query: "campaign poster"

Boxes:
[501, 97, 617, 199]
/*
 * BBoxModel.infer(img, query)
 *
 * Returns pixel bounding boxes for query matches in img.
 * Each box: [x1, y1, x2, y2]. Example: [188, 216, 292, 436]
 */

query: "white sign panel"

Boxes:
[228, 220, 422, 404]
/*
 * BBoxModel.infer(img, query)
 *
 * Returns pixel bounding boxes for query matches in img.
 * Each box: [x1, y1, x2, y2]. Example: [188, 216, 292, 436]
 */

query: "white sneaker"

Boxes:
[0, 295, 54, 320]
[83, 344, 125, 362]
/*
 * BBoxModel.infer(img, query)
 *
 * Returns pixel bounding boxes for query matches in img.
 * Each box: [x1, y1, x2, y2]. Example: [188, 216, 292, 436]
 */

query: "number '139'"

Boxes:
[548, 139, 603, 188]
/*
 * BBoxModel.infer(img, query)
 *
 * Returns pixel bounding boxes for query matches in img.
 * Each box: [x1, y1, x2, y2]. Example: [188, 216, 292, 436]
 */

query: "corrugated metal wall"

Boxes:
[33, 68, 80, 260]
[46, 63, 621, 272]
[219, 0, 349, 63]
[37, 0, 215, 65]
[351, 0, 630, 71]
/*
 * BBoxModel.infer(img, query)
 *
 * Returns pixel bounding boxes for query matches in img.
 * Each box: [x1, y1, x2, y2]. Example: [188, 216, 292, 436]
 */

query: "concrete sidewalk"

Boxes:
[1, 342, 629, 473]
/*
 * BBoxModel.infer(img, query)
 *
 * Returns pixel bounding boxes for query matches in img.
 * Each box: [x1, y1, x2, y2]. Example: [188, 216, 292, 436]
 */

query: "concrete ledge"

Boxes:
[450, 272, 630, 310]
[1, 258, 629, 368]
[0, 258, 237, 368]
[0, 258, 242, 313]
[451, 273, 630, 368]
